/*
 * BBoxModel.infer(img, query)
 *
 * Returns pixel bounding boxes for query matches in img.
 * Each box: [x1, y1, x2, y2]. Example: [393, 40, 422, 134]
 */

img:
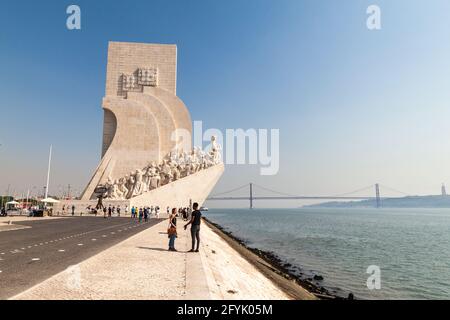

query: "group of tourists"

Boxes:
[85, 204, 123, 218]
[130, 205, 160, 222]
[177, 207, 191, 221]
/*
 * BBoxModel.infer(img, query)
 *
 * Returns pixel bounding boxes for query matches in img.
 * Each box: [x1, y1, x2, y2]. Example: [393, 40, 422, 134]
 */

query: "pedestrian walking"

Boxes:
[71, 205, 75, 216]
[117, 205, 121, 217]
[184, 202, 201, 252]
[108, 205, 112, 217]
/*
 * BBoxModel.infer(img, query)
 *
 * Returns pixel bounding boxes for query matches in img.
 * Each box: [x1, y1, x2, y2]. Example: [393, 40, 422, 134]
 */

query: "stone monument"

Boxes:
[54, 42, 224, 215]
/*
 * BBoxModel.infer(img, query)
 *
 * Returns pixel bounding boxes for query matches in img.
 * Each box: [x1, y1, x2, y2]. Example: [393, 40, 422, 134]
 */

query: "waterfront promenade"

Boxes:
[1, 217, 304, 300]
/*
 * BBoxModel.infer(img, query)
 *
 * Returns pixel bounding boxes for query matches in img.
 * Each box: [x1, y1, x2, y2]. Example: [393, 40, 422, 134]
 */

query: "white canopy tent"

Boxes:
[40, 198, 60, 204]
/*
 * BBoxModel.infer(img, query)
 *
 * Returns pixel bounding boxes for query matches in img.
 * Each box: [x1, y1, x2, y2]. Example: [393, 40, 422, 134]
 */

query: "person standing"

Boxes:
[71, 205, 75, 216]
[103, 206, 107, 219]
[168, 208, 177, 251]
[117, 205, 121, 217]
[184, 202, 201, 252]
[138, 207, 143, 223]
[156, 206, 160, 219]
[131, 206, 135, 219]
[125, 205, 129, 216]
[108, 205, 112, 218]
[144, 207, 148, 222]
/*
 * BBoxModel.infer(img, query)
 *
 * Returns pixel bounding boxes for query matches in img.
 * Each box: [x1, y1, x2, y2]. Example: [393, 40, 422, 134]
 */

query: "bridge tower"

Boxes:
[250, 183, 253, 209]
[375, 183, 381, 208]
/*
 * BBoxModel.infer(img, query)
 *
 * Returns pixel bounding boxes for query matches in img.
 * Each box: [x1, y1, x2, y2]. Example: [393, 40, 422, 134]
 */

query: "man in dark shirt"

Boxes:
[184, 202, 201, 252]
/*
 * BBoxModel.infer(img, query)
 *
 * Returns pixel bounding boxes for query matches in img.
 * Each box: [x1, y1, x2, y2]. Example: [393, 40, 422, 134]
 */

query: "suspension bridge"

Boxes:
[207, 183, 410, 209]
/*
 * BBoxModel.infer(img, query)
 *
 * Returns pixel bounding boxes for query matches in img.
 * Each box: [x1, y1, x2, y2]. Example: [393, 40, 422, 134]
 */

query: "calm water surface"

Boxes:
[204, 208, 450, 299]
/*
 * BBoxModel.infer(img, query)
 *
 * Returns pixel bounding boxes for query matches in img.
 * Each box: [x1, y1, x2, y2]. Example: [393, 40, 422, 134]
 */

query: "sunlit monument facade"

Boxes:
[55, 42, 224, 214]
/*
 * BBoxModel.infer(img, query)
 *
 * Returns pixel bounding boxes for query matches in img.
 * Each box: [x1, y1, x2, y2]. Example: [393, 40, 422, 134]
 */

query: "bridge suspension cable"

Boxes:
[251, 183, 299, 198]
[209, 183, 249, 197]
[378, 184, 410, 196]
[329, 185, 375, 198]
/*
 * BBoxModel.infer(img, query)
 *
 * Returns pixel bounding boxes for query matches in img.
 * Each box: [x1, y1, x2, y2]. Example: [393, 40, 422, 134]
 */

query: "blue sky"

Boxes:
[1, 0, 450, 207]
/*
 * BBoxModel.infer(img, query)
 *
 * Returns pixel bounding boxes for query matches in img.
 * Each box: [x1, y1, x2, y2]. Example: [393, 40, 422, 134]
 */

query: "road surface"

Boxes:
[0, 217, 160, 299]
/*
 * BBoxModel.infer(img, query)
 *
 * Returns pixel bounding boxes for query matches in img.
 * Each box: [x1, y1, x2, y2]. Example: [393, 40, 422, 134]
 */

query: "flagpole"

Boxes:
[26, 189, 30, 208]
[45, 145, 52, 199]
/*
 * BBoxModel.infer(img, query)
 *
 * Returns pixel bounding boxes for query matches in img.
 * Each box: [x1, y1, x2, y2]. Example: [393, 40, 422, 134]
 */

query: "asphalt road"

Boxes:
[0, 217, 161, 299]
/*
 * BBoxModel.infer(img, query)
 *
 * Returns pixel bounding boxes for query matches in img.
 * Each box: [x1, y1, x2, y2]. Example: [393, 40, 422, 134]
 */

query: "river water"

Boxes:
[204, 208, 450, 299]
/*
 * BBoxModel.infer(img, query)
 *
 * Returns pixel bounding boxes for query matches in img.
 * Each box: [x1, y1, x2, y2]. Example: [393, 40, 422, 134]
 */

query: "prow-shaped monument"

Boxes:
[55, 42, 224, 215]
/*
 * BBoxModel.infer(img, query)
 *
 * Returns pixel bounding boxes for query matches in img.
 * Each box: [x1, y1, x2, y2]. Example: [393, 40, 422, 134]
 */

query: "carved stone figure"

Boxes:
[161, 160, 172, 184]
[142, 167, 152, 193]
[172, 164, 181, 181]
[110, 179, 121, 199]
[126, 173, 135, 199]
[118, 177, 128, 200]
[105, 177, 114, 198]
[210, 135, 222, 164]
[131, 169, 145, 197]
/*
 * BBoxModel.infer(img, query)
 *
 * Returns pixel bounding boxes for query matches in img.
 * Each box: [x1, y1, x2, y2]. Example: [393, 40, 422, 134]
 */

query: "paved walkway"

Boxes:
[11, 219, 290, 300]
[0, 217, 158, 299]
